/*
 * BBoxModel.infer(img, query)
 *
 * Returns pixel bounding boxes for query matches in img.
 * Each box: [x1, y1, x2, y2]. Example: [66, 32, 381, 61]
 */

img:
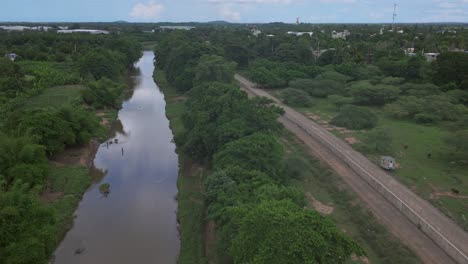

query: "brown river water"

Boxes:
[52, 51, 180, 263]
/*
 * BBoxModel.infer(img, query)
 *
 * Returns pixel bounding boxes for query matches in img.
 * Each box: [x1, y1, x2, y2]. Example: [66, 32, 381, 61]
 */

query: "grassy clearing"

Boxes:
[281, 131, 421, 264]
[47, 165, 92, 243]
[177, 160, 208, 264]
[22, 84, 86, 109]
[277, 92, 468, 231]
[154, 69, 207, 264]
[141, 41, 158, 50]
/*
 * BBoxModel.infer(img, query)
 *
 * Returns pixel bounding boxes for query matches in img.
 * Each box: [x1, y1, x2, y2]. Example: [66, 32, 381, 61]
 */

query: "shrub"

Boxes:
[331, 105, 378, 129]
[414, 113, 440, 123]
[280, 88, 314, 107]
[289, 78, 344, 98]
[316, 71, 351, 83]
[349, 81, 400, 106]
[328, 95, 354, 107]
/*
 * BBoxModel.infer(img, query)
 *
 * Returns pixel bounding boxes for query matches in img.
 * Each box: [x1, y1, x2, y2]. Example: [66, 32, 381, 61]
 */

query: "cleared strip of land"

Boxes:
[235, 74, 468, 264]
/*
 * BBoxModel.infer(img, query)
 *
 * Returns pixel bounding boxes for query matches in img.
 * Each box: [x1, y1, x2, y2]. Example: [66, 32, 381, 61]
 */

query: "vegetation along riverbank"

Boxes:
[153, 30, 421, 264]
[0, 31, 141, 263]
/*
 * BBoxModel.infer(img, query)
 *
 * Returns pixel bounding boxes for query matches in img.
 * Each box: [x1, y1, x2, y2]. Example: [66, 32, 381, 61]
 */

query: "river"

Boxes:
[52, 51, 180, 263]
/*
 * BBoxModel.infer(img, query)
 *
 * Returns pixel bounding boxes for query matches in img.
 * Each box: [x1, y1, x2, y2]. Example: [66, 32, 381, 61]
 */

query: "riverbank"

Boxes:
[153, 69, 209, 264]
[53, 51, 180, 263]
[155, 66, 421, 264]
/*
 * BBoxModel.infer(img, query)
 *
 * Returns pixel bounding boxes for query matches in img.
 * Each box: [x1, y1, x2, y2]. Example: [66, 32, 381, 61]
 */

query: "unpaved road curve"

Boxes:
[236, 74, 468, 264]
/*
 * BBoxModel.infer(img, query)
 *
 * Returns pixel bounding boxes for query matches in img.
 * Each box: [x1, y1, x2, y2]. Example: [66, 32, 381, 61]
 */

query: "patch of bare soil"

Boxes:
[304, 112, 321, 120]
[351, 253, 371, 264]
[205, 220, 217, 264]
[345, 137, 360, 145]
[430, 185, 468, 199]
[305, 192, 334, 215]
[40, 191, 64, 203]
[172, 95, 187, 102]
[96, 111, 110, 127]
[183, 159, 204, 178]
[433, 192, 468, 199]
[51, 140, 100, 168]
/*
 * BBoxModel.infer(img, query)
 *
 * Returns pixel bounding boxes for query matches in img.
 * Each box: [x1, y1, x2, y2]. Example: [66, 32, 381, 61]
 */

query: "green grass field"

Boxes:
[280, 93, 468, 231]
[47, 165, 92, 244]
[281, 131, 421, 264]
[22, 84, 86, 109]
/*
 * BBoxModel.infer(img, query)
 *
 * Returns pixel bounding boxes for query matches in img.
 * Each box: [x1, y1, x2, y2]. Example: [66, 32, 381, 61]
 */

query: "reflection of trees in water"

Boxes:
[126, 67, 142, 87]
[111, 119, 127, 135]
[89, 166, 107, 183]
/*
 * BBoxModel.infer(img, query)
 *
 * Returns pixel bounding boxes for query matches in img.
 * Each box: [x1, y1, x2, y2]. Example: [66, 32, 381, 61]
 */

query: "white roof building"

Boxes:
[287, 31, 313, 36]
[331, 30, 350, 39]
[0, 25, 51, 31]
[57, 29, 110, 34]
[159, 26, 195, 31]
[251, 29, 262, 37]
[5, 53, 17, 61]
[424, 53, 440, 62]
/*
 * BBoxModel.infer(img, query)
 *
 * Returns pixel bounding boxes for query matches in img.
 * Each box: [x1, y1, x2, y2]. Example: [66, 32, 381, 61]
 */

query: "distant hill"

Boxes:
[206, 20, 231, 25]
[113, 20, 129, 23]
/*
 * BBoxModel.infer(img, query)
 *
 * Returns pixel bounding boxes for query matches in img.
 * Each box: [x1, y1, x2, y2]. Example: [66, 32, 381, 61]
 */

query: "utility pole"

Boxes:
[392, 3, 397, 31]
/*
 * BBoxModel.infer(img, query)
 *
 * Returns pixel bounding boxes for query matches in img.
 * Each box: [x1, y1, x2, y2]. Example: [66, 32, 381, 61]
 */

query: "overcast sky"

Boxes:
[1, 0, 468, 23]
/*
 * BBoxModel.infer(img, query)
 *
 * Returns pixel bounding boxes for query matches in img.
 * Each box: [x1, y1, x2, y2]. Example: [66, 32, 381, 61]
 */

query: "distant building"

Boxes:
[424, 53, 440, 62]
[251, 29, 262, 37]
[0, 26, 30, 31]
[57, 29, 110, 34]
[448, 48, 466, 53]
[287, 31, 313, 37]
[5, 53, 17, 61]
[31, 26, 52, 31]
[266, 34, 275, 37]
[0, 25, 51, 32]
[159, 26, 195, 31]
[404, 48, 416, 56]
[331, 30, 350, 39]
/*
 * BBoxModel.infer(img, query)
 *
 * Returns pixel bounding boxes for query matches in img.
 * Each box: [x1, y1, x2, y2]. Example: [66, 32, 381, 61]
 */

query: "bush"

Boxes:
[289, 78, 344, 98]
[82, 78, 125, 108]
[380, 77, 405, 85]
[356, 128, 393, 154]
[280, 88, 314, 107]
[414, 113, 440, 123]
[328, 95, 354, 107]
[331, 105, 378, 129]
[316, 71, 351, 83]
[349, 81, 400, 106]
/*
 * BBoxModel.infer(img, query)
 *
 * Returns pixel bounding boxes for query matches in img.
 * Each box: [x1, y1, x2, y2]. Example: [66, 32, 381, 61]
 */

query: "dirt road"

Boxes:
[235, 74, 468, 264]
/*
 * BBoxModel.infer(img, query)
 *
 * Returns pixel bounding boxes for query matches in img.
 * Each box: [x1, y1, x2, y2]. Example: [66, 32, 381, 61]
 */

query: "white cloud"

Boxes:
[438, 1, 458, 8]
[207, 0, 356, 3]
[207, 0, 300, 4]
[423, 8, 468, 21]
[130, 1, 165, 18]
[218, 5, 242, 20]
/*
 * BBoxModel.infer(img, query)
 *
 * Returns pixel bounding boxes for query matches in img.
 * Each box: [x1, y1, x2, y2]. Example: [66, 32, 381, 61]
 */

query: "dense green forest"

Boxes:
[234, 25, 468, 231]
[155, 32, 365, 263]
[169, 23, 468, 230]
[0, 31, 141, 264]
[1, 22, 467, 264]
[153, 23, 468, 264]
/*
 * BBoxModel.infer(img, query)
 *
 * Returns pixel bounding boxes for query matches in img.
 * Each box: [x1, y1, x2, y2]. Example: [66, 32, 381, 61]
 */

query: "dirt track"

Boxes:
[235, 74, 468, 264]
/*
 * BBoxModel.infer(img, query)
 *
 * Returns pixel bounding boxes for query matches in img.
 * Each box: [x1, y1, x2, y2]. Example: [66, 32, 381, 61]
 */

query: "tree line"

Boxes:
[0, 32, 141, 264]
[155, 30, 364, 263]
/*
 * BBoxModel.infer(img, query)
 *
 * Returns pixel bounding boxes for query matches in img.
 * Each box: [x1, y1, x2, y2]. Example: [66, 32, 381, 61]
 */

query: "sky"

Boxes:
[1, 0, 468, 23]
